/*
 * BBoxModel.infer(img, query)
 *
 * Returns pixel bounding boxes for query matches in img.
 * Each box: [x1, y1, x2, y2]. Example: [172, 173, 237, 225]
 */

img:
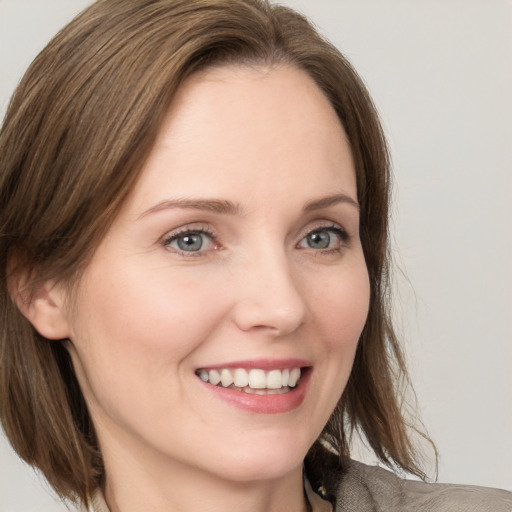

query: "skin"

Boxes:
[30, 65, 370, 512]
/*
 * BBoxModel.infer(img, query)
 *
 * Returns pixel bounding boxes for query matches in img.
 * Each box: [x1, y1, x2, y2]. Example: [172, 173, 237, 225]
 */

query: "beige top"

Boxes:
[305, 446, 512, 512]
[82, 477, 333, 512]
[79, 454, 512, 512]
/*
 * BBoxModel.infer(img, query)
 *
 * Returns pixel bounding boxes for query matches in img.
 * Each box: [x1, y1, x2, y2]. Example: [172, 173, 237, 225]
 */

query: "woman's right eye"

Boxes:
[163, 230, 217, 254]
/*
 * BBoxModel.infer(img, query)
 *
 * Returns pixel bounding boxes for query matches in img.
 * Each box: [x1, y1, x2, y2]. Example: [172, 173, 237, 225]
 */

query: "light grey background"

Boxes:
[1, 1, 511, 510]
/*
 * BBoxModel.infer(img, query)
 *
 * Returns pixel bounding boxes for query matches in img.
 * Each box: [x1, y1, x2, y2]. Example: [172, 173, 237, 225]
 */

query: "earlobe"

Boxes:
[9, 269, 71, 340]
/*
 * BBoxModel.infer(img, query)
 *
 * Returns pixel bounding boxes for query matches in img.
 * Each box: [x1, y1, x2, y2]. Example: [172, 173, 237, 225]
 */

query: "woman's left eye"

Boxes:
[298, 226, 348, 251]
[163, 230, 217, 254]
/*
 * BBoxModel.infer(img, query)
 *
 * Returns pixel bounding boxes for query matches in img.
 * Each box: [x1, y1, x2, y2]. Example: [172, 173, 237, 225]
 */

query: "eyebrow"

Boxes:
[139, 192, 359, 219]
[139, 198, 242, 218]
[303, 193, 360, 212]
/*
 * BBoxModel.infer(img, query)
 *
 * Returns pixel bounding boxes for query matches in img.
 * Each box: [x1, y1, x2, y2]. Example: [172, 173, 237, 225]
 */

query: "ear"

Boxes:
[8, 266, 71, 340]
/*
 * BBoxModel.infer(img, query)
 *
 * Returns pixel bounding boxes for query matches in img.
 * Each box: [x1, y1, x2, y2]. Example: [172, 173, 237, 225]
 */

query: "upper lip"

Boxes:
[196, 358, 312, 371]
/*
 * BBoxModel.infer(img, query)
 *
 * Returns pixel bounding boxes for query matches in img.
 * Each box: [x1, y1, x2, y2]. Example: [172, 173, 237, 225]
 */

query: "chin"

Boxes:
[214, 459, 303, 484]
[204, 436, 312, 483]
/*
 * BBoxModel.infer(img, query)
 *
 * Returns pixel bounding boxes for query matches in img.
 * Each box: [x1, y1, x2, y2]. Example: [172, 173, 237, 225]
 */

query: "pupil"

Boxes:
[308, 231, 330, 249]
[178, 234, 202, 251]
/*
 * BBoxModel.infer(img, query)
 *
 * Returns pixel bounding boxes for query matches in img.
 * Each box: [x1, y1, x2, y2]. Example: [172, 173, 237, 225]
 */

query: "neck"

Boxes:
[100, 435, 308, 512]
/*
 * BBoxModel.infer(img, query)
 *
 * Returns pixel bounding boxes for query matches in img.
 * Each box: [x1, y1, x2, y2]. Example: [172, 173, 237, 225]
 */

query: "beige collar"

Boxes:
[81, 489, 109, 512]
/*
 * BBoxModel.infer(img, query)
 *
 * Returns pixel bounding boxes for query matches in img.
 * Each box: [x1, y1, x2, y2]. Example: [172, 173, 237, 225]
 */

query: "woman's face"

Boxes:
[59, 65, 370, 483]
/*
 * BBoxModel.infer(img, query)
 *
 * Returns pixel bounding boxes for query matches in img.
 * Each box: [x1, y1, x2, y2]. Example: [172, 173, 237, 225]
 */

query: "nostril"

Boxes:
[231, 294, 310, 336]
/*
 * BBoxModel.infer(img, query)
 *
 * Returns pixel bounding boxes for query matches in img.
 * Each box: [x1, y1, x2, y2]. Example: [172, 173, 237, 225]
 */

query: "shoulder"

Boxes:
[305, 445, 512, 512]
[336, 459, 512, 512]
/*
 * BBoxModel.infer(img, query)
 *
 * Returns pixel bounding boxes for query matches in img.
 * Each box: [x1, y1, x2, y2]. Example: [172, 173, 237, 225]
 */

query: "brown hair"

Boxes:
[0, 0, 430, 505]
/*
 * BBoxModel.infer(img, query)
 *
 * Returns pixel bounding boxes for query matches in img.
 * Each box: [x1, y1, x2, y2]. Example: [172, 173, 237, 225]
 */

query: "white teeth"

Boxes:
[240, 386, 289, 395]
[288, 367, 301, 387]
[233, 368, 249, 387]
[266, 369, 283, 389]
[209, 369, 221, 386]
[198, 367, 303, 391]
[248, 369, 266, 389]
[220, 369, 234, 387]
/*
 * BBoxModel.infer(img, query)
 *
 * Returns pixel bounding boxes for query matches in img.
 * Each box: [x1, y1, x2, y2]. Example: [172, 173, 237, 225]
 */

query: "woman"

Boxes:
[0, 1, 510, 511]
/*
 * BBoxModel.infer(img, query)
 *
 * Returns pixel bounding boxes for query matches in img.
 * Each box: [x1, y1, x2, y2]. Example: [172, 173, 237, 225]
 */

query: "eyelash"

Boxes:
[298, 224, 349, 252]
[162, 225, 220, 257]
[161, 223, 349, 257]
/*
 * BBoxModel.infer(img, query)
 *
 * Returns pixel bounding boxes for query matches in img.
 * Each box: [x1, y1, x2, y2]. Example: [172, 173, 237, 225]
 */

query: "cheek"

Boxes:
[68, 263, 231, 382]
[66, 264, 236, 435]
[310, 261, 370, 354]
[300, 259, 369, 437]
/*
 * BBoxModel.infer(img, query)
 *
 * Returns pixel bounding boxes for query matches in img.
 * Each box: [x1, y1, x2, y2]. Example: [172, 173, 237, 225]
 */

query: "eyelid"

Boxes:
[161, 222, 215, 240]
[299, 221, 349, 240]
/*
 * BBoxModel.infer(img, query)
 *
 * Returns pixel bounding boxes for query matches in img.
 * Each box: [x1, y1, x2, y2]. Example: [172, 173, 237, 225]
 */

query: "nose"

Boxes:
[230, 249, 311, 337]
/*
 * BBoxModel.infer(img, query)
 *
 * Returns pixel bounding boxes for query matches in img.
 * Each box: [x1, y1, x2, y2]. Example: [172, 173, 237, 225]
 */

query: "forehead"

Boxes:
[124, 64, 356, 214]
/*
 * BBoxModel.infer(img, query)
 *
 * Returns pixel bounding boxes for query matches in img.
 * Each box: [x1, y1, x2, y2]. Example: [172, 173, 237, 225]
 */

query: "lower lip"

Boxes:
[198, 369, 311, 414]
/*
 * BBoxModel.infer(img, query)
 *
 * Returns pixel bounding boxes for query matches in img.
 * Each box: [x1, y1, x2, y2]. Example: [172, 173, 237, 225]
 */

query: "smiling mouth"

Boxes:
[195, 367, 304, 395]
